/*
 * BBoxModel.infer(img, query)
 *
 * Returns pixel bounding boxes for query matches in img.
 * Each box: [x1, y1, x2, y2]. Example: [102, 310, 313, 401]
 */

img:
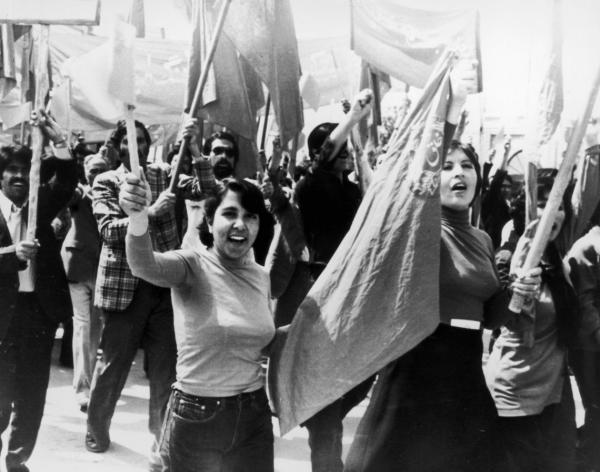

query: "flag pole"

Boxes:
[260, 93, 271, 151]
[26, 24, 50, 244]
[168, 0, 233, 193]
[509, 61, 600, 312]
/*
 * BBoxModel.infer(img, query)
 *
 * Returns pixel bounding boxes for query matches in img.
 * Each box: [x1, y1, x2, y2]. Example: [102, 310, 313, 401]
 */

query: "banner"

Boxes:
[350, 0, 481, 90]
[269, 53, 454, 434]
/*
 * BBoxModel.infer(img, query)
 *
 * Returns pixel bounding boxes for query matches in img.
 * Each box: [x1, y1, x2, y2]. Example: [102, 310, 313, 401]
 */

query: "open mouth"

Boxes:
[228, 235, 247, 244]
[451, 182, 467, 192]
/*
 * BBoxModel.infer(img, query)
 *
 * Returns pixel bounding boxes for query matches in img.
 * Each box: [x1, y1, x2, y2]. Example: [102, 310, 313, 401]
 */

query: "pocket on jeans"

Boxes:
[173, 396, 223, 423]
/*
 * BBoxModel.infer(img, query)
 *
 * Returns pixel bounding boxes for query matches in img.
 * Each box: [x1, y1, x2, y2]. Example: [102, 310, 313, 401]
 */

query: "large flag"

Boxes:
[269, 52, 455, 434]
[220, 0, 303, 144]
[60, 27, 133, 122]
[350, 0, 481, 90]
[186, 0, 262, 143]
[524, 0, 563, 161]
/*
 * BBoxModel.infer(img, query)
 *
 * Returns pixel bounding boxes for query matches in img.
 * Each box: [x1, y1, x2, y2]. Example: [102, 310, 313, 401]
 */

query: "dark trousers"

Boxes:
[159, 388, 274, 472]
[304, 378, 373, 472]
[87, 281, 177, 458]
[494, 378, 576, 472]
[570, 349, 600, 471]
[0, 293, 57, 472]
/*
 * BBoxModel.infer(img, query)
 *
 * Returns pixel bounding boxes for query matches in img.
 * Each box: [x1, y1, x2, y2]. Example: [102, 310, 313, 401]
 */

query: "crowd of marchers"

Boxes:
[2, 62, 600, 472]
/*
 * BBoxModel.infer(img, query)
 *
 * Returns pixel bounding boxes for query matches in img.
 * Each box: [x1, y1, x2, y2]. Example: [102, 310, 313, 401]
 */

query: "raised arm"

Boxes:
[121, 173, 188, 288]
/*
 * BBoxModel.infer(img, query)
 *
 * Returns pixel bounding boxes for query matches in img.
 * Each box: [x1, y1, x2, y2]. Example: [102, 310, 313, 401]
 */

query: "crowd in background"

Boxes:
[1, 70, 600, 472]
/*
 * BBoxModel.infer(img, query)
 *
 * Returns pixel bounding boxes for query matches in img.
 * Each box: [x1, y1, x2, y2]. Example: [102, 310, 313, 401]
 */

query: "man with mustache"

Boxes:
[182, 129, 239, 250]
[0, 113, 78, 472]
[85, 120, 178, 472]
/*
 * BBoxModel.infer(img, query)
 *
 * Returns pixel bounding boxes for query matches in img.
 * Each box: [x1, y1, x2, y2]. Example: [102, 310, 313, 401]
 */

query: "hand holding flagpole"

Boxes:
[168, 0, 233, 193]
[509, 61, 600, 312]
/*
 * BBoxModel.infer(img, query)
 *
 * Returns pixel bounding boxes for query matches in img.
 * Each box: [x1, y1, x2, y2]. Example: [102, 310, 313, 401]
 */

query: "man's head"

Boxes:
[203, 131, 238, 180]
[0, 145, 32, 206]
[110, 119, 152, 170]
[84, 153, 109, 187]
[307, 122, 353, 173]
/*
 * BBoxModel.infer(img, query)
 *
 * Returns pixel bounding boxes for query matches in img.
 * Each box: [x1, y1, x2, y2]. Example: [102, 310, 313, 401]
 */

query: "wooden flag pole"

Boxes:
[260, 93, 271, 151]
[26, 24, 50, 242]
[168, 0, 232, 193]
[368, 68, 381, 147]
[124, 105, 141, 177]
[509, 62, 600, 312]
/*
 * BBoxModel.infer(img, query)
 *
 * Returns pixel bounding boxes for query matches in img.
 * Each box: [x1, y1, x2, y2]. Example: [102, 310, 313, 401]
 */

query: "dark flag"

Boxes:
[269, 52, 455, 434]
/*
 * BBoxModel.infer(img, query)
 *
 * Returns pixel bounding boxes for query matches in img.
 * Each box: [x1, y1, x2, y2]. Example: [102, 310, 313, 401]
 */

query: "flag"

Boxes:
[127, 0, 145, 38]
[108, 19, 136, 105]
[0, 102, 31, 129]
[299, 74, 320, 112]
[524, 0, 563, 162]
[61, 19, 135, 122]
[350, 0, 481, 90]
[220, 0, 303, 144]
[186, 0, 261, 143]
[0, 25, 16, 99]
[269, 52, 455, 434]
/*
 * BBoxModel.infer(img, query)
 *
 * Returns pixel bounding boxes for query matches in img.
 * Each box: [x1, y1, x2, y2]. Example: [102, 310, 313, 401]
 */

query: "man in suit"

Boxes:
[61, 153, 108, 412]
[0, 124, 77, 471]
[85, 120, 178, 472]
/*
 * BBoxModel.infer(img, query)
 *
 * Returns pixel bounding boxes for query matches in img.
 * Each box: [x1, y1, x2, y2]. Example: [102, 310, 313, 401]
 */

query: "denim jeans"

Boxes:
[159, 388, 274, 472]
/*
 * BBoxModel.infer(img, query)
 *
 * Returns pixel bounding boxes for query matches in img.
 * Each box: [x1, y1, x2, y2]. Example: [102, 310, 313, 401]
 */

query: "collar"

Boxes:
[0, 190, 24, 222]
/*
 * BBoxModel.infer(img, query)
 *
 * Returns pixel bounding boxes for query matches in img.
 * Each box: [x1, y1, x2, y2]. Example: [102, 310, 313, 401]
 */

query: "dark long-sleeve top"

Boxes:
[439, 206, 511, 329]
[481, 168, 511, 249]
[565, 226, 600, 350]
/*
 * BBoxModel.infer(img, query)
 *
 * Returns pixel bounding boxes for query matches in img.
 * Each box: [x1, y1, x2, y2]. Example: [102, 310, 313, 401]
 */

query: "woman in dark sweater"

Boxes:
[345, 142, 541, 472]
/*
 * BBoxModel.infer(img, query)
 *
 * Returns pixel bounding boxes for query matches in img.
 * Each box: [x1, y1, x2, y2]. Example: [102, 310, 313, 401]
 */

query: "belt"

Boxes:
[173, 388, 266, 406]
[449, 318, 482, 330]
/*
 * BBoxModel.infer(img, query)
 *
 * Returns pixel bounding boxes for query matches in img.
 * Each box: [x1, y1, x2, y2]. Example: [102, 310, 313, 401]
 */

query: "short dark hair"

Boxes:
[110, 119, 152, 149]
[307, 122, 337, 160]
[199, 179, 272, 252]
[0, 145, 32, 175]
[202, 130, 239, 164]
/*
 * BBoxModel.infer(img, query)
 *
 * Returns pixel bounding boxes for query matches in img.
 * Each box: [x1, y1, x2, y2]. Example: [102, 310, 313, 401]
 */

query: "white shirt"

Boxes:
[0, 191, 34, 292]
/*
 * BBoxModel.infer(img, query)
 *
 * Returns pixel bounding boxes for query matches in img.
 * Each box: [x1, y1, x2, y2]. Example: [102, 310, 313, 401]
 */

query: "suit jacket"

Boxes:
[0, 158, 77, 342]
[92, 163, 179, 312]
[61, 184, 101, 282]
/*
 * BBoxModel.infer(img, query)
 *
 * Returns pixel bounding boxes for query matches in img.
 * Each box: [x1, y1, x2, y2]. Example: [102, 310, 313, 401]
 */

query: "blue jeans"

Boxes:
[159, 388, 274, 472]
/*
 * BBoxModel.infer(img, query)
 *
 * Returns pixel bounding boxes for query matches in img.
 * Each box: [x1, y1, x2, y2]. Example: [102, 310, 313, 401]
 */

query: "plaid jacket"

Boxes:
[93, 163, 180, 312]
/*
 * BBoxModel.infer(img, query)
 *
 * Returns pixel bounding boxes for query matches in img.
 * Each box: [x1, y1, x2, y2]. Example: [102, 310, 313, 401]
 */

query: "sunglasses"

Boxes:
[212, 146, 235, 157]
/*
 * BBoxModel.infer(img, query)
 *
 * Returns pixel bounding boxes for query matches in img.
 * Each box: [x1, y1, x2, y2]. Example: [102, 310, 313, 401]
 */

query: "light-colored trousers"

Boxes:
[68, 278, 103, 397]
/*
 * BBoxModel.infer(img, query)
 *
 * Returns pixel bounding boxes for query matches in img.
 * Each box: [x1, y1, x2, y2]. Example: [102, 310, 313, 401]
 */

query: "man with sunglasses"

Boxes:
[202, 130, 239, 180]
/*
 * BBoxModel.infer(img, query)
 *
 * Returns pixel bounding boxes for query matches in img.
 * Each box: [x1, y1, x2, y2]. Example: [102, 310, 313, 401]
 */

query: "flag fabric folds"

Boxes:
[61, 20, 135, 122]
[269, 52, 455, 435]
[221, 0, 303, 144]
[186, 0, 261, 143]
[524, 0, 563, 160]
[350, 0, 481, 90]
[0, 25, 17, 99]
[127, 0, 145, 38]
